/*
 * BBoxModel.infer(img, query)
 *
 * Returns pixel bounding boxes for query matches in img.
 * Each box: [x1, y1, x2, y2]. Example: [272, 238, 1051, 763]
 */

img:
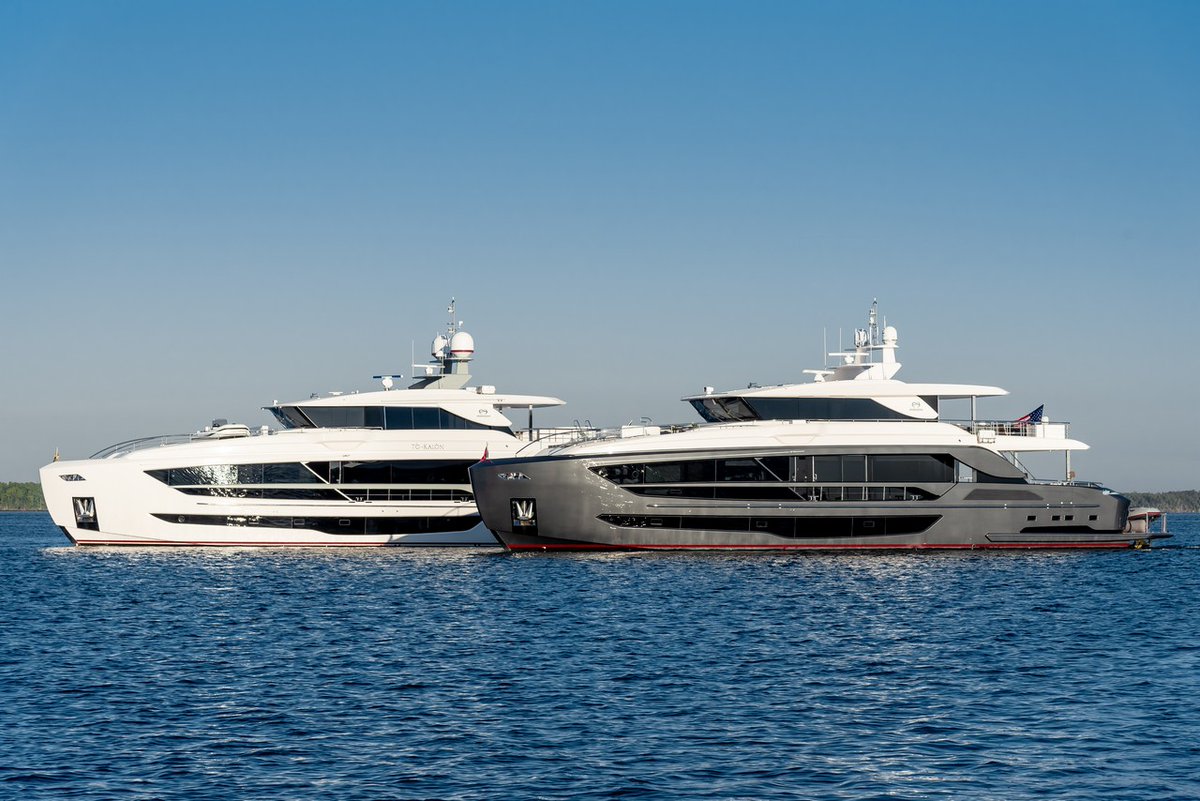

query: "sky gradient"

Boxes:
[2, 1, 1197, 490]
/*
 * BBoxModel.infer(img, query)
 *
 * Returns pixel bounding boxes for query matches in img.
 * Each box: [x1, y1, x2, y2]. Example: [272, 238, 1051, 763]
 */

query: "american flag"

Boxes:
[1014, 404, 1044, 425]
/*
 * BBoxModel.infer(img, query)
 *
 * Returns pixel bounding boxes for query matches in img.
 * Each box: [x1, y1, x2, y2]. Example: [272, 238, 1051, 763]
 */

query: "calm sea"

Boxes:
[2, 512, 1198, 800]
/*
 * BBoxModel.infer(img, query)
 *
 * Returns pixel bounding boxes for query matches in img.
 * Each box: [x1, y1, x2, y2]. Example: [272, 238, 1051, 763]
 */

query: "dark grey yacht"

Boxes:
[469, 304, 1163, 551]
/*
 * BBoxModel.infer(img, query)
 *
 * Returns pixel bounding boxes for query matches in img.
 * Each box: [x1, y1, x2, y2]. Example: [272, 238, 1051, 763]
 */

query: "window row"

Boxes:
[152, 513, 482, 535]
[593, 454, 956, 486]
[628, 486, 937, 502]
[689, 397, 938, 423]
[147, 460, 474, 487]
[176, 486, 474, 502]
[148, 464, 322, 486]
[267, 404, 511, 433]
[597, 514, 941, 538]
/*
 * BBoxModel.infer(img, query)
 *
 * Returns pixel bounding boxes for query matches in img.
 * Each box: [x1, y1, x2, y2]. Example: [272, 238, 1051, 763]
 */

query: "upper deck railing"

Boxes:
[91, 434, 207, 459]
[951, 420, 1071, 441]
[90, 429, 268, 459]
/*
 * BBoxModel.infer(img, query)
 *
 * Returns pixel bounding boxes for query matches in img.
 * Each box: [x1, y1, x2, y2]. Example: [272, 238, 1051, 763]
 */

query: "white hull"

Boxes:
[40, 300, 570, 548]
[40, 428, 535, 547]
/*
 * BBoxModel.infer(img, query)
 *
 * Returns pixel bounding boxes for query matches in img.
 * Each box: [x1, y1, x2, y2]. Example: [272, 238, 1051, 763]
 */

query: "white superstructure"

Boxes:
[563, 299, 1087, 471]
[41, 301, 569, 546]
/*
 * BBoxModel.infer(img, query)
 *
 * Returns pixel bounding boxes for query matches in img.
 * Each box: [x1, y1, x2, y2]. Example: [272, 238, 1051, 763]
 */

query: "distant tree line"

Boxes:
[0, 482, 46, 511]
[1122, 490, 1200, 513]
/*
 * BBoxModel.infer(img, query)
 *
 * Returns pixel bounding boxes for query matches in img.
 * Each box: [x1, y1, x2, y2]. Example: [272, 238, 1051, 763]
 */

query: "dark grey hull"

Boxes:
[469, 449, 1144, 551]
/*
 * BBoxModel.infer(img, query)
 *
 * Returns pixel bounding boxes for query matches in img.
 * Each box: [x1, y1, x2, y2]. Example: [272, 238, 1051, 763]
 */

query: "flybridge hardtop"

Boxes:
[470, 301, 1163, 551]
[265, 313, 562, 433]
[265, 387, 565, 434]
[683, 301, 1007, 424]
[41, 300, 571, 547]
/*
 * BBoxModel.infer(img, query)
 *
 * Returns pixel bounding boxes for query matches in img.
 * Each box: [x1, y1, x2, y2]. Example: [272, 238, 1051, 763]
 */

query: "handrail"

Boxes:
[952, 419, 1071, 438]
[90, 434, 197, 459]
[89, 428, 269, 459]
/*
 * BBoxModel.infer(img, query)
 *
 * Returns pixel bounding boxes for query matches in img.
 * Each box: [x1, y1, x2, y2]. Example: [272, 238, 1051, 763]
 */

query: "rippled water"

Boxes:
[2, 513, 1198, 800]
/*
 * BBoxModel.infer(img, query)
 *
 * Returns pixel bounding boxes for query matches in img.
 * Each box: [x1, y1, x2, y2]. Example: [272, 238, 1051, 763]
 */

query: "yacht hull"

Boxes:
[40, 442, 502, 548]
[470, 454, 1138, 551]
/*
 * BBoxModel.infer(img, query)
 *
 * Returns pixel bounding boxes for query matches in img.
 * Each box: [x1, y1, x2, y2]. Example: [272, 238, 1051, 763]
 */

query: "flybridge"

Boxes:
[683, 300, 1008, 424]
[266, 298, 564, 431]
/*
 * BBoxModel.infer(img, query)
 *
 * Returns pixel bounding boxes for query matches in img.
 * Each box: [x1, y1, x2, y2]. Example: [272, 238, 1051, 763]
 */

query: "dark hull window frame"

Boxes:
[598, 513, 942, 539]
[151, 513, 482, 536]
[593, 453, 960, 491]
[147, 458, 478, 503]
[689, 397, 939, 423]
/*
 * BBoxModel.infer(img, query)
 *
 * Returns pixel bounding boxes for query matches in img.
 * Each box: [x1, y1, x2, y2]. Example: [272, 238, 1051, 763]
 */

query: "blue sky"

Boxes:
[2, 1, 1197, 489]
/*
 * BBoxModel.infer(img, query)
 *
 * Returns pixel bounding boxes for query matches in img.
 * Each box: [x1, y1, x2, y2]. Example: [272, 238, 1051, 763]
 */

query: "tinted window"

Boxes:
[333, 460, 472, 485]
[385, 407, 413, 430]
[341, 461, 393, 484]
[689, 397, 758, 422]
[813, 456, 842, 481]
[380, 406, 501, 431]
[595, 464, 645, 485]
[391, 460, 472, 484]
[795, 456, 814, 482]
[263, 463, 322, 483]
[842, 455, 867, 482]
[758, 456, 790, 481]
[411, 408, 440, 429]
[301, 406, 366, 428]
[150, 463, 321, 486]
[268, 406, 313, 429]
[745, 398, 921, 421]
[869, 455, 954, 483]
[643, 462, 683, 483]
[168, 465, 236, 485]
[237, 464, 263, 484]
[717, 459, 771, 482]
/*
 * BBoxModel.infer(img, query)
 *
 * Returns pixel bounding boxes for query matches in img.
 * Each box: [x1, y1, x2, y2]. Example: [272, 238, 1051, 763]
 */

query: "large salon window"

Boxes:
[147, 463, 323, 486]
[746, 398, 927, 421]
[717, 458, 770, 483]
[868, 454, 955, 483]
[268, 405, 510, 432]
[796, 455, 868, 482]
[340, 460, 472, 485]
[383, 407, 510, 432]
[689, 397, 938, 422]
[643, 460, 715, 484]
[303, 406, 367, 428]
[594, 452, 957, 490]
[149, 459, 473, 489]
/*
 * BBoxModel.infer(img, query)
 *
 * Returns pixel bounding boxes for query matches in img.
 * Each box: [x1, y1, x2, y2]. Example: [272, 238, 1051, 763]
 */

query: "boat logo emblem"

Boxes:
[497, 472, 530, 481]
[72, 496, 100, 530]
[511, 498, 537, 529]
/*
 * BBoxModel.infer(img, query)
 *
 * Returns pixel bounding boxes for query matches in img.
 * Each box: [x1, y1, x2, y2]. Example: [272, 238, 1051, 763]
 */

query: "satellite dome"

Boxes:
[431, 334, 448, 358]
[882, 326, 898, 345]
[449, 330, 475, 356]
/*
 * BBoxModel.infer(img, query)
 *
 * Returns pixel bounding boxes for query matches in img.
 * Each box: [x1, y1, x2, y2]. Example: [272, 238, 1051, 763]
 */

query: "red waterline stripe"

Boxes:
[504, 541, 1136, 551]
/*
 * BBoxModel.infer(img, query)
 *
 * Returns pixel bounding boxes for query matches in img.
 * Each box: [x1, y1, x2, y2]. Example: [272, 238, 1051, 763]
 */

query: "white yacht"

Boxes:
[471, 302, 1166, 551]
[41, 302, 569, 546]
